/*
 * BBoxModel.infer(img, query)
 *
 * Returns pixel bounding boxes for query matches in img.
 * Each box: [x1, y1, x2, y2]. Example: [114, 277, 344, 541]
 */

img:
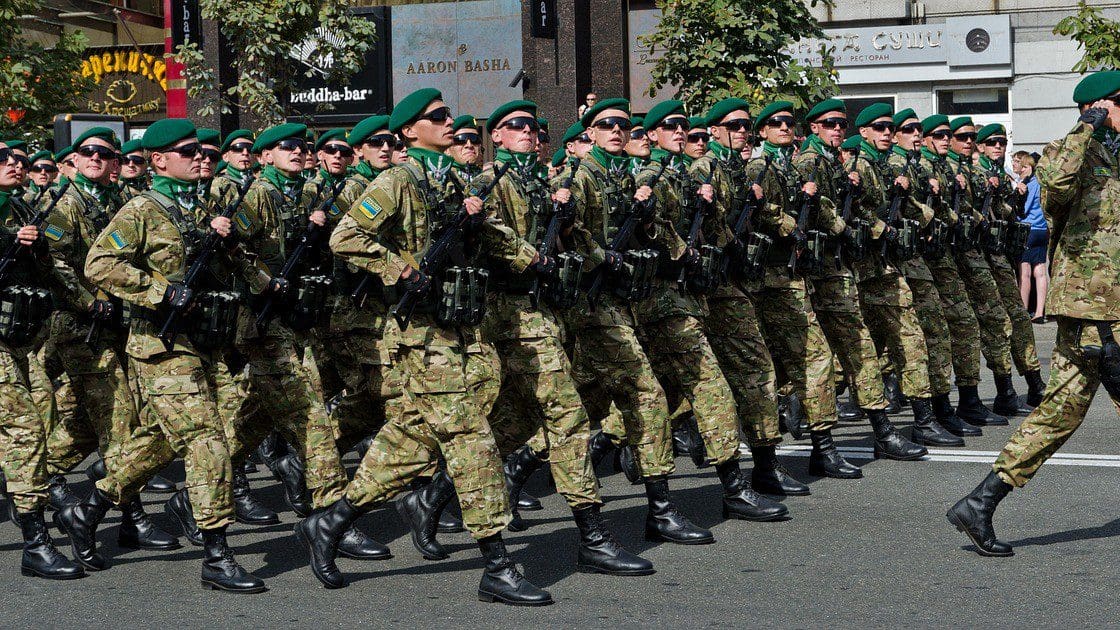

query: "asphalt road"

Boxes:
[4, 321, 1120, 628]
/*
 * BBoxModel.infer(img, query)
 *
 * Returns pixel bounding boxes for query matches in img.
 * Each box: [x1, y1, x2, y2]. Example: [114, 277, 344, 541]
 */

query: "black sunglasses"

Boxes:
[77, 145, 119, 160]
[717, 119, 751, 132]
[687, 132, 711, 143]
[321, 143, 355, 157]
[29, 163, 58, 174]
[657, 117, 690, 132]
[12, 154, 30, 169]
[576, 133, 592, 143]
[498, 116, 539, 132]
[591, 116, 633, 131]
[200, 148, 221, 162]
[897, 122, 923, 134]
[122, 155, 147, 166]
[417, 107, 452, 124]
[982, 137, 1007, 147]
[953, 132, 977, 141]
[927, 130, 951, 140]
[817, 117, 849, 130]
[629, 128, 647, 140]
[163, 142, 203, 158]
[453, 133, 482, 146]
[765, 115, 796, 129]
[366, 134, 397, 149]
[275, 138, 307, 153]
[227, 142, 253, 154]
[868, 121, 895, 133]
[538, 131, 550, 143]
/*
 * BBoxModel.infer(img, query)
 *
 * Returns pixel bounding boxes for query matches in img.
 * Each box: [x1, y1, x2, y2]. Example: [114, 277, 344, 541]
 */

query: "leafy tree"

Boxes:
[1054, 1, 1120, 72]
[0, 0, 91, 144]
[638, 0, 838, 114]
[179, 0, 377, 125]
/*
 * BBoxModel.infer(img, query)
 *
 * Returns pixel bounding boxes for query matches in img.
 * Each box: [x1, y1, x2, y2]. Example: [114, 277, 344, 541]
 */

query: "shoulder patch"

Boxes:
[328, 202, 342, 217]
[358, 198, 381, 220]
[1093, 166, 1112, 177]
[43, 223, 64, 241]
[108, 230, 129, 250]
[234, 211, 252, 231]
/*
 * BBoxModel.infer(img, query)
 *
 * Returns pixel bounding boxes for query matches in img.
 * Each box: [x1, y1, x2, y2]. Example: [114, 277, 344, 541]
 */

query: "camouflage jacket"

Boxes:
[793, 139, 852, 279]
[41, 181, 120, 313]
[1037, 121, 1120, 320]
[887, 147, 937, 281]
[691, 144, 755, 299]
[846, 143, 896, 280]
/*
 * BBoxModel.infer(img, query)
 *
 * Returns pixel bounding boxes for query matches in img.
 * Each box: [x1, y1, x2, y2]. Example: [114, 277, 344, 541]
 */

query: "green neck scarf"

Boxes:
[628, 155, 649, 175]
[406, 147, 453, 174]
[802, 134, 833, 160]
[920, 146, 943, 163]
[977, 154, 999, 174]
[495, 148, 539, 170]
[859, 140, 884, 162]
[891, 145, 912, 159]
[261, 164, 304, 198]
[946, 149, 968, 166]
[225, 163, 248, 184]
[150, 175, 198, 209]
[350, 159, 378, 181]
[761, 141, 794, 165]
[74, 172, 109, 205]
[708, 140, 733, 160]
[317, 167, 340, 187]
[589, 145, 631, 172]
[0, 189, 11, 222]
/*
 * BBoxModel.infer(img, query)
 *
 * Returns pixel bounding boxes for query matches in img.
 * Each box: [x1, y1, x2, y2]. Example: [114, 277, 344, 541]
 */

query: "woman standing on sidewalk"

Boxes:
[1013, 151, 1049, 323]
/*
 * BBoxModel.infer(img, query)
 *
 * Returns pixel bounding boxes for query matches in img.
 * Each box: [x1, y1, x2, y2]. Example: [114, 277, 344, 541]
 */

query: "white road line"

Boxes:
[738, 443, 1120, 468]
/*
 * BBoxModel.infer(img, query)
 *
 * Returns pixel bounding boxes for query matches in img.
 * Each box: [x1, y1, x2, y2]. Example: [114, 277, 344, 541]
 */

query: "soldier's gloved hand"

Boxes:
[531, 254, 557, 277]
[88, 299, 115, 322]
[1079, 107, 1109, 130]
[603, 250, 625, 273]
[682, 247, 701, 269]
[884, 226, 900, 248]
[402, 269, 431, 296]
[266, 277, 290, 297]
[163, 283, 193, 311]
[793, 229, 808, 249]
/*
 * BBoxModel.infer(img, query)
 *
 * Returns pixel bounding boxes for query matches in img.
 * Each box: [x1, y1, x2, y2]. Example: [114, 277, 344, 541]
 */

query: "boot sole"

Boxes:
[118, 537, 182, 551]
[436, 525, 466, 534]
[754, 486, 811, 497]
[200, 579, 267, 594]
[808, 467, 863, 479]
[142, 486, 178, 495]
[51, 511, 107, 572]
[478, 590, 553, 606]
[723, 509, 788, 522]
[945, 509, 1014, 557]
[959, 417, 1009, 427]
[873, 449, 927, 462]
[294, 523, 348, 589]
[235, 515, 281, 526]
[644, 531, 715, 545]
[336, 548, 392, 561]
[912, 438, 965, 448]
[576, 564, 656, 577]
[165, 505, 203, 547]
[21, 567, 86, 580]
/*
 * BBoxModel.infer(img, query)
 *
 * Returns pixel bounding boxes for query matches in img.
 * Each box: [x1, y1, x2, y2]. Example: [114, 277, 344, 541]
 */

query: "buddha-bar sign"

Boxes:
[79, 45, 168, 122]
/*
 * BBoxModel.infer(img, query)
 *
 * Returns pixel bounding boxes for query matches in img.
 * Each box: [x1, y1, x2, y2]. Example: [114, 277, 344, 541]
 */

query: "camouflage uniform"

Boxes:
[332, 150, 535, 538]
[745, 145, 838, 430]
[993, 121, 1120, 485]
[118, 178, 148, 203]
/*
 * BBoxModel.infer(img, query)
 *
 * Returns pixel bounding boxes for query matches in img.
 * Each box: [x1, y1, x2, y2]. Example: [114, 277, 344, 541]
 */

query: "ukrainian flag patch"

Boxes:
[1094, 166, 1112, 177]
[359, 198, 381, 220]
[234, 211, 252, 231]
[328, 202, 341, 217]
[44, 224, 64, 241]
[108, 230, 128, 249]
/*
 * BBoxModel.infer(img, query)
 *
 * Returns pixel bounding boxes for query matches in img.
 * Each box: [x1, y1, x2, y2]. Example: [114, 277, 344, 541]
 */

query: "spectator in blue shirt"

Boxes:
[1013, 151, 1048, 323]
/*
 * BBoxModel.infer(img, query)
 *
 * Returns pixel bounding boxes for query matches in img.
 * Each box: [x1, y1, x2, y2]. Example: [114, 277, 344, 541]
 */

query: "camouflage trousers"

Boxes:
[928, 255, 982, 387]
[955, 251, 1014, 375]
[705, 292, 781, 446]
[345, 326, 509, 539]
[310, 328, 396, 454]
[858, 271, 932, 399]
[988, 254, 1041, 375]
[230, 331, 348, 509]
[640, 314, 741, 466]
[905, 276, 955, 397]
[810, 273, 889, 411]
[97, 351, 235, 529]
[488, 333, 599, 508]
[749, 273, 838, 432]
[993, 318, 1119, 486]
[0, 340, 49, 512]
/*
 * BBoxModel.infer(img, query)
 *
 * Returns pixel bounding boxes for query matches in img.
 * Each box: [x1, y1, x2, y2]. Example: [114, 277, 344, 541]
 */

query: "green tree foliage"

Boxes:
[0, 0, 91, 144]
[180, 0, 377, 125]
[1054, 1, 1120, 72]
[638, 0, 838, 114]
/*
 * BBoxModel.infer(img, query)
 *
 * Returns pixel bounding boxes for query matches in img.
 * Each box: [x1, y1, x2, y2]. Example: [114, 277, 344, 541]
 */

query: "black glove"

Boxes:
[682, 247, 701, 269]
[1079, 107, 1109, 131]
[793, 229, 808, 249]
[266, 277, 290, 297]
[603, 250, 625, 273]
[531, 255, 557, 277]
[402, 269, 431, 296]
[163, 283, 193, 311]
[89, 299, 115, 322]
[465, 210, 486, 228]
[884, 226, 901, 248]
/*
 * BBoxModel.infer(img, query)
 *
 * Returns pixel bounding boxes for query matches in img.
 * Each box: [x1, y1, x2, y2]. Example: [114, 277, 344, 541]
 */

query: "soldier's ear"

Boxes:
[399, 124, 419, 144]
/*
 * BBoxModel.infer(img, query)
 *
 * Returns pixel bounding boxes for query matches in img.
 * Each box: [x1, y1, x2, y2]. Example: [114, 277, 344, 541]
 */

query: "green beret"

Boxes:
[196, 128, 221, 147]
[73, 126, 118, 149]
[630, 115, 644, 129]
[805, 98, 845, 122]
[921, 115, 950, 134]
[486, 100, 537, 132]
[537, 117, 549, 130]
[252, 122, 308, 153]
[348, 115, 390, 146]
[220, 129, 253, 153]
[551, 147, 566, 167]
[840, 135, 862, 151]
[580, 97, 630, 128]
[389, 87, 443, 133]
[452, 115, 478, 133]
[643, 99, 686, 131]
[142, 118, 196, 151]
[754, 100, 795, 131]
[1072, 70, 1120, 105]
[706, 98, 751, 126]
[29, 150, 53, 164]
[949, 116, 974, 133]
[562, 122, 586, 145]
[892, 108, 918, 127]
[976, 123, 1007, 143]
[4, 140, 27, 154]
[689, 116, 707, 130]
[315, 128, 349, 151]
[854, 103, 893, 128]
[54, 145, 73, 162]
[120, 139, 143, 155]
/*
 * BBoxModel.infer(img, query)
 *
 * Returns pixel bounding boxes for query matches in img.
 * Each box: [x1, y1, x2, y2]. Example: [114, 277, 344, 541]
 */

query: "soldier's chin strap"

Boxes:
[1096, 321, 1120, 402]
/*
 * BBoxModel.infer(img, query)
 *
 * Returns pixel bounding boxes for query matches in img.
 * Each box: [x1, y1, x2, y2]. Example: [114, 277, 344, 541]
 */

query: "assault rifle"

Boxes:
[0, 181, 70, 285]
[721, 155, 772, 278]
[530, 157, 580, 309]
[787, 171, 816, 279]
[834, 146, 861, 268]
[676, 172, 713, 291]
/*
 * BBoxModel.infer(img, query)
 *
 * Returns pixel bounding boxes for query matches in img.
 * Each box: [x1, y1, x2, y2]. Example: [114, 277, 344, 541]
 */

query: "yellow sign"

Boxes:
[79, 46, 168, 121]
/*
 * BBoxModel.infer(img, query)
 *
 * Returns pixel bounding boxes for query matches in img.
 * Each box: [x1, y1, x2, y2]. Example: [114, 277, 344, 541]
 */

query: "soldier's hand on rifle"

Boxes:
[400, 266, 431, 296]
[987, 176, 1000, 189]
[1014, 182, 1027, 195]
[603, 250, 624, 273]
[530, 253, 556, 276]
[956, 174, 968, 189]
[793, 229, 808, 249]
[266, 277, 290, 297]
[698, 183, 714, 203]
[894, 176, 909, 191]
[163, 283, 194, 311]
[848, 171, 861, 188]
[16, 225, 40, 246]
[89, 298, 115, 321]
[751, 183, 764, 200]
[309, 210, 327, 227]
[464, 196, 484, 215]
[928, 178, 941, 195]
[552, 188, 571, 205]
[682, 247, 701, 268]
[210, 216, 232, 238]
[634, 185, 653, 203]
[801, 181, 818, 197]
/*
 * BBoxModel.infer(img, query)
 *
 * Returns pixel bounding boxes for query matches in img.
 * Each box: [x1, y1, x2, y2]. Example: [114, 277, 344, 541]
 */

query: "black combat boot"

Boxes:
[749, 444, 810, 496]
[572, 505, 654, 576]
[946, 471, 1014, 557]
[838, 385, 865, 422]
[295, 496, 367, 589]
[477, 534, 553, 606]
[808, 430, 862, 479]
[84, 458, 107, 483]
[1025, 369, 1046, 408]
[504, 446, 544, 532]
[353, 434, 374, 460]
[268, 452, 311, 517]
[911, 397, 965, 447]
[615, 444, 642, 484]
[517, 492, 542, 511]
[118, 498, 180, 550]
[438, 503, 466, 533]
[992, 373, 1032, 417]
[47, 474, 79, 511]
[866, 409, 927, 460]
[395, 470, 455, 560]
[643, 476, 714, 545]
[587, 431, 616, 468]
[933, 393, 982, 437]
[778, 394, 807, 440]
[883, 374, 907, 412]
[671, 421, 694, 458]
[716, 459, 788, 521]
[165, 488, 203, 546]
[144, 474, 177, 494]
[232, 469, 280, 526]
[53, 488, 113, 571]
[18, 511, 85, 580]
[241, 459, 258, 474]
[956, 385, 1008, 426]
[200, 527, 267, 593]
[337, 525, 392, 560]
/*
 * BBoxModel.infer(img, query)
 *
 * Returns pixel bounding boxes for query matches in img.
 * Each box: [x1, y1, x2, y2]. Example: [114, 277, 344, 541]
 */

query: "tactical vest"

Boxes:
[0, 203, 54, 345]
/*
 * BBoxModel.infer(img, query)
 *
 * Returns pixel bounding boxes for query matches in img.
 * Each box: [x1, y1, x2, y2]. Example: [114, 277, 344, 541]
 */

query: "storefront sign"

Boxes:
[79, 46, 167, 121]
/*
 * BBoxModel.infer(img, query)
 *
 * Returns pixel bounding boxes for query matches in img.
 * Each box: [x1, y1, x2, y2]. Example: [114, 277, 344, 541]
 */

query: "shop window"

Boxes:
[936, 88, 1008, 115]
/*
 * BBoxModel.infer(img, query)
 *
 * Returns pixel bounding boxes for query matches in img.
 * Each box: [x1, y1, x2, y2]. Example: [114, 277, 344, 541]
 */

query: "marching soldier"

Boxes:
[448, 115, 483, 178]
[55, 145, 76, 186]
[25, 151, 57, 203]
[948, 71, 1120, 556]
[214, 129, 255, 196]
[624, 115, 650, 174]
[562, 122, 593, 161]
[117, 139, 148, 201]
[347, 115, 393, 189]
[195, 128, 223, 201]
